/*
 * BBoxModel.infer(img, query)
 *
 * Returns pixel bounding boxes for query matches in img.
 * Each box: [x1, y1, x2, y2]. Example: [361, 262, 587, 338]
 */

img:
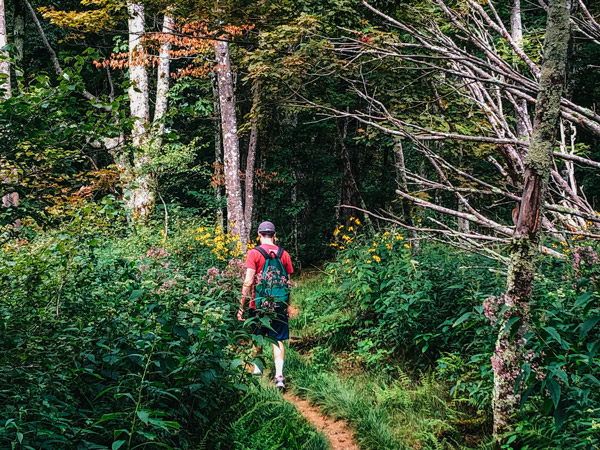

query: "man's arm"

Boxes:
[238, 267, 256, 321]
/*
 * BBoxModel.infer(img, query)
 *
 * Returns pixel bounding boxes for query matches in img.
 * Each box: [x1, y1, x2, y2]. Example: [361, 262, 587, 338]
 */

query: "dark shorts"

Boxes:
[248, 302, 289, 341]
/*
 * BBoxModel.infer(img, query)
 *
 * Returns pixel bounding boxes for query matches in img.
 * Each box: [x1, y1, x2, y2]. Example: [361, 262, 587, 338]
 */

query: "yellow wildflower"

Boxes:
[348, 226, 354, 232]
[386, 243, 391, 250]
[366, 259, 372, 264]
[368, 248, 376, 253]
[404, 243, 410, 249]
[354, 218, 361, 225]
[373, 255, 381, 263]
[396, 235, 404, 240]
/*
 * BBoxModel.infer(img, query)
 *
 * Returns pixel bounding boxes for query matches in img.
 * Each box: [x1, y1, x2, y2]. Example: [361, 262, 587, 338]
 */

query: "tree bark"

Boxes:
[0, 0, 10, 98]
[492, 0, 570, 446]
[211, 73, 225, 230]
[511, 0, 531, 141]
[243, 83, 260, 244]
[215, 38, 244, 242]
[153, 13, 173, 138]
[13, 0, 24, 71]
[127, 1, 154, 221]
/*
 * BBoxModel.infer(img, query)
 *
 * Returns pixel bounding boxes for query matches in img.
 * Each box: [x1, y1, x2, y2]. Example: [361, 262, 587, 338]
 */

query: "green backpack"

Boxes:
[253, 246, 289, 309]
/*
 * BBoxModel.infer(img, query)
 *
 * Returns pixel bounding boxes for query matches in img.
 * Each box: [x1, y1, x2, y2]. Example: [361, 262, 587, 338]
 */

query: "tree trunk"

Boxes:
[0, 0, 10, 98]
[393, 138, 418, 246]
[153, 13, 173, 138]
[492, 0, 570, 446]
[243, 83, 260, 244]
[337, 117, 374, 232]
[13, 0, 24, 76]
[511, 0, 531, 141]
[127, 1, 154, 221]
[211, 73, 225, 230]
[215, 39, 244, 242]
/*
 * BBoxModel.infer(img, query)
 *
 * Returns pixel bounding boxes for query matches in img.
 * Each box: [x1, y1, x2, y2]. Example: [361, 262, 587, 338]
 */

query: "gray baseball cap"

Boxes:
[257, 221, 276, 233]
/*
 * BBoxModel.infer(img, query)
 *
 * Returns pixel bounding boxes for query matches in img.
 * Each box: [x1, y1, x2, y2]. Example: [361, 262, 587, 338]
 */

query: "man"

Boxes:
[238, 221, 293, 389]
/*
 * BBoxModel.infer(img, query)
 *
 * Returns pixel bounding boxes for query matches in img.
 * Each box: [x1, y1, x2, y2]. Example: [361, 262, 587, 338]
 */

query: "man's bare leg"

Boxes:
[273, 341, 285, 380]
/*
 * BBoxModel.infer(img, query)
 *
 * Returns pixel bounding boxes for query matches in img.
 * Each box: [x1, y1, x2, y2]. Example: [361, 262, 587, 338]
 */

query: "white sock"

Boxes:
[253, 363, 262, 375]
[274, 358, 284, 378]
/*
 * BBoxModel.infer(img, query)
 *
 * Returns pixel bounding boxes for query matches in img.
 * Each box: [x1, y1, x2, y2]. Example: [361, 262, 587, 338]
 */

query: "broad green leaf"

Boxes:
[579, 315, 600, 341]
[112, 441, 126, 450]
[547, 377, 560, 408]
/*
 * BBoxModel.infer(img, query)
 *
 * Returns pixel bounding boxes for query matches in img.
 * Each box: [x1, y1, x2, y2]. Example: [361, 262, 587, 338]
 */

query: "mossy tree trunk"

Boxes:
[492, 0, 570, 446]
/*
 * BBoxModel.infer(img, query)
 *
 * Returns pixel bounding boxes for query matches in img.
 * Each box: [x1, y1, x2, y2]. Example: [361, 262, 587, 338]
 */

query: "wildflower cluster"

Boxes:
[330, 216, 362, 249]
[194, 226, 243, 261]
[138, 246, 185, 296]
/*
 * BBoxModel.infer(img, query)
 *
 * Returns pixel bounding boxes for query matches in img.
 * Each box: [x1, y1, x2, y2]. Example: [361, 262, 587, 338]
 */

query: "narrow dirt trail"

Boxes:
[283, 391, 360, 450]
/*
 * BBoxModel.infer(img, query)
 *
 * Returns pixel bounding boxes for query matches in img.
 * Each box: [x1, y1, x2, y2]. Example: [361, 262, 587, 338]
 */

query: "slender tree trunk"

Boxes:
[153, 13, 173, 138]
[127, 1, 154, 221]
[492, 0, 570, 446]
[243, 83, 260, 243]
[0, 0, 10, 98]
[337, 117, 374, 232]
[0, 0, 18, 222]
[215, 38, 244, 242]
[211, 73, 224, 230]
[511, 0, 531, 141]
[393, 138, 418, 246]
[13, 0, 23, 68]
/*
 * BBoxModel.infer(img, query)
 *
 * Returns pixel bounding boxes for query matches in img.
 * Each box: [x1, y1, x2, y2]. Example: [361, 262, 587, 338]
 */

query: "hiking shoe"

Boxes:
[275, 376, 285, 390]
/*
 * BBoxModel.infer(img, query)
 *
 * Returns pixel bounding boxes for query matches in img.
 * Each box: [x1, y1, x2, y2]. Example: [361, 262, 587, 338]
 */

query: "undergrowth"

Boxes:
[209, 385, 330, 450]
[285, 349, 491, 450]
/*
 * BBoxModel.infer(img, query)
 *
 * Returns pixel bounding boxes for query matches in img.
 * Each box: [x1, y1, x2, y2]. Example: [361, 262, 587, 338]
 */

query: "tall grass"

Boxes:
[285, 349, 491, 450]
[209, 384, 330, 450]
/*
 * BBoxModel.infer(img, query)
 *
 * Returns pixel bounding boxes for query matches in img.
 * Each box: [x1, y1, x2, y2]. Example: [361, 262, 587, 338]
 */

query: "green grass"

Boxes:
[209, 384, 330, 450]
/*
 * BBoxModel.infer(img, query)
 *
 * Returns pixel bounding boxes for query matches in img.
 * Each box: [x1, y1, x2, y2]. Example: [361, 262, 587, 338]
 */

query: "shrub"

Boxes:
[0, 204, 256, 449]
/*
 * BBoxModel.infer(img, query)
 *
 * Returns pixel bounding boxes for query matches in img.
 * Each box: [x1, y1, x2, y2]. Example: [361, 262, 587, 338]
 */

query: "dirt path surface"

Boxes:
[283, 392, 360, 450]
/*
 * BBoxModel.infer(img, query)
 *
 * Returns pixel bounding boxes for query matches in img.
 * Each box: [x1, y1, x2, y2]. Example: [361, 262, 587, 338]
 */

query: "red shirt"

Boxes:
[244, 244, 294, 309]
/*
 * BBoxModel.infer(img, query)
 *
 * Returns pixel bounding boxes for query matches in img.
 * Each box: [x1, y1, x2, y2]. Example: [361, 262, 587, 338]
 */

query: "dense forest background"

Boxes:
[1, 0, 599, 449]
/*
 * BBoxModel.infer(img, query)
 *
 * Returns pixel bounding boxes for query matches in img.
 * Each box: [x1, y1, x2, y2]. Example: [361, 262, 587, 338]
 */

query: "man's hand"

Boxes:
[237, 307, 245, 321]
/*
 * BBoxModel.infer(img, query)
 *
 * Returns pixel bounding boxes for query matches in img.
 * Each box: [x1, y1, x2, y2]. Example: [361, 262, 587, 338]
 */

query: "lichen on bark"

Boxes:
[492, 0, 570, 446]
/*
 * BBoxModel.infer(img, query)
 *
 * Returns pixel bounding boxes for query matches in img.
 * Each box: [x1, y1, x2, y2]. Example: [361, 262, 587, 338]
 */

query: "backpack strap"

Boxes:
[253, 246, 270, 260]
[276, 247, 284, 260]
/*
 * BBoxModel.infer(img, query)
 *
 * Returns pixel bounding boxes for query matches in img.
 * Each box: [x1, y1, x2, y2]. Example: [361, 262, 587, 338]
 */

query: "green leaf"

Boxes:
[137, 410, 150, 425]
[543, 326, 562, 344]
[129, 290, 143, 301]
[452, 311, 472, 328]
[574, 292, 593, 308]
[230, 358, 244, 370]
[547, 377, 560, 408]
[112, 441, 126, 450]
[579, 315, 600, 341]
[552, 369, 568, 385]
